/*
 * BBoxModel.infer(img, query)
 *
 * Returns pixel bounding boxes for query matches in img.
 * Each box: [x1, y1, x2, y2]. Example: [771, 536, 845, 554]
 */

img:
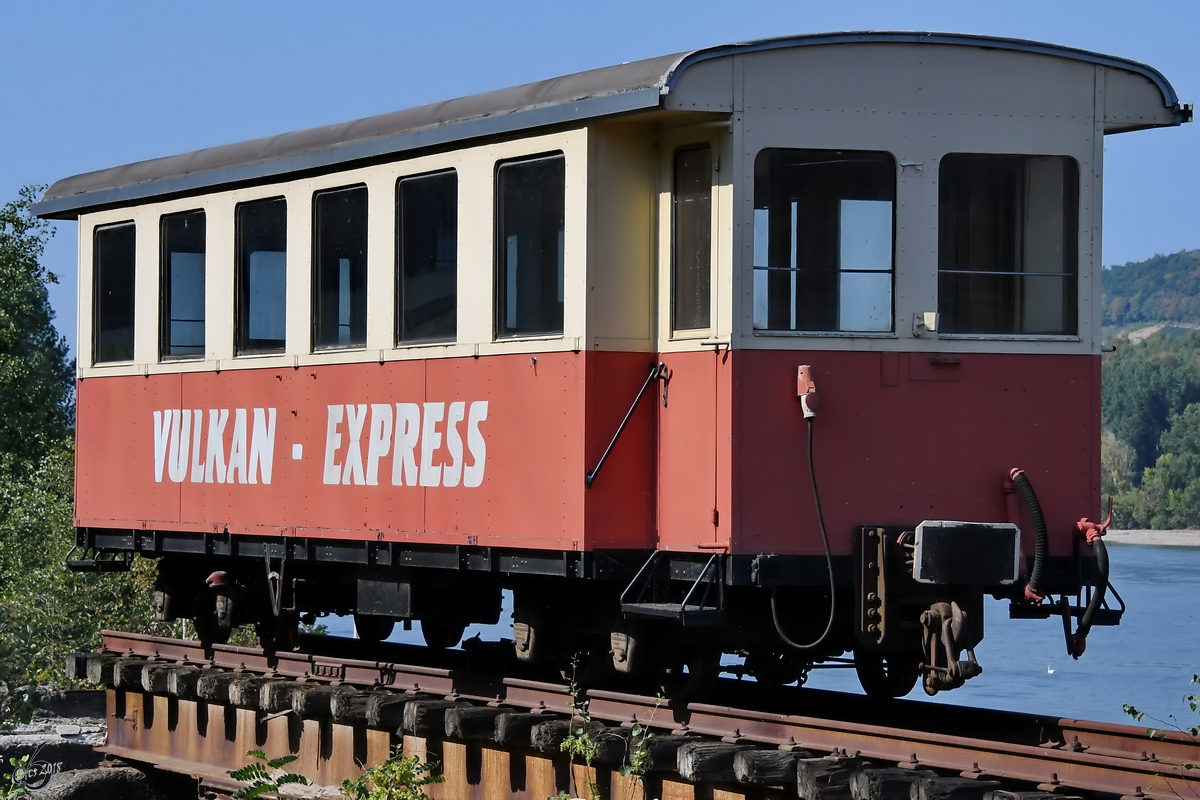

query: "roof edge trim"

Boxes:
[662, 31, 1183, 112]
[33, 86, 663, 220]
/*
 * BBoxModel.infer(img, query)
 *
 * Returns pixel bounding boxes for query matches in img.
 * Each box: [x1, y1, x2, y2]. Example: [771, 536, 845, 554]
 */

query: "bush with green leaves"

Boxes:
[1124, 674, 1197, 772]
[339, 748, 443, 800]
[1, 754, 31, 800]
[229, 750, 311, 799]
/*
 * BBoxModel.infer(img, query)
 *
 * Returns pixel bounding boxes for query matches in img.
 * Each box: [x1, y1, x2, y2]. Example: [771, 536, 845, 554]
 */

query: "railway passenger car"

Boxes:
[38, 32, 1190, 698]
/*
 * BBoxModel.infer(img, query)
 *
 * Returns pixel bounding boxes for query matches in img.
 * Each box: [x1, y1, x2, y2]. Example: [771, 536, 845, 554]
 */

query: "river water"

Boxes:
[325, 542, 1199, 726]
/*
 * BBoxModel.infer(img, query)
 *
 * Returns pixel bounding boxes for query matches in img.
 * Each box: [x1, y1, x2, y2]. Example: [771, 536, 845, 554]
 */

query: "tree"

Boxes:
[0, 186, 73, 463]
[1129, 403, 1200, 529]
[0, 187, 172, 726]
[1102, 330, 1200, 476]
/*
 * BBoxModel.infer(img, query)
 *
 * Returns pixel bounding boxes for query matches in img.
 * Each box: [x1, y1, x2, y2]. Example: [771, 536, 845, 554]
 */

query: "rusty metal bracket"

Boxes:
[855, 527, 892, 646]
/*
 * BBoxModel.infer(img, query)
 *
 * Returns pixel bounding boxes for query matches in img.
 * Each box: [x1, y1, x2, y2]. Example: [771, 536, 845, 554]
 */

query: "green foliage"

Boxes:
[0, 441, 182, 706]
[559, 657, 600, 800]
[1101, 328, 1200, 477]
[1099, 327, 1200, 527]
[1103, 249, 1200, 328]
[1, 754, 31, 799]
[339, 748, 443, 800]
[0, 188, 178, 726]
[617, 722, 657, 779]
[1123, 674, 1198, 771]
[229, 750, 310, 799]
[1129, 404, 1200, 528]
[0, 187, 73, 463]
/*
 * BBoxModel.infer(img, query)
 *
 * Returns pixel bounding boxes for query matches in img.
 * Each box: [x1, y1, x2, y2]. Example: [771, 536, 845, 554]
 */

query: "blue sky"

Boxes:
[4, 0, 1196, 351]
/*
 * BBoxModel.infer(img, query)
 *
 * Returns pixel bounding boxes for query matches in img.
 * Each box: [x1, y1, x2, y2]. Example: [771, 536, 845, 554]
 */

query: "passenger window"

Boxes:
[938, 154, 1079, 335]
[235, 198, 287, 354]
[672, 146, 712, 332]
[92, 222, 136, 363]
[397, 171, 457, 342]
[495, 154, 565, 338]
[313, 186, 368, 349]
[752, 149, 895, 333]
[160, 211, 205, 359]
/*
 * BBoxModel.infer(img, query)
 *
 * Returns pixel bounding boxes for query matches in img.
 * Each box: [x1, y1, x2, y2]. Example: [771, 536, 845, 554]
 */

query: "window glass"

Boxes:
[397, 171, 457, 342]
[673, 146, 712, 331]
[753, 149, 895, 332]
[938, 154, 1079, 335]
[93, 222, 136, 363]
[160, 211, 205, 358]
[313, 186, 368, 349]
[236, 198, 287, 354]
[495, 154, 565, 337]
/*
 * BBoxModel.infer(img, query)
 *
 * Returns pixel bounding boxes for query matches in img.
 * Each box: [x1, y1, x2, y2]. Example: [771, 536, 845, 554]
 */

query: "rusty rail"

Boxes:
[93, 630, 1200, 799]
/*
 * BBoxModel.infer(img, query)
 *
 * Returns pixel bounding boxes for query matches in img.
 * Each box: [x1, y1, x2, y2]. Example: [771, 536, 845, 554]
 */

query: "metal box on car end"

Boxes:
[912, 521, 1021, 586]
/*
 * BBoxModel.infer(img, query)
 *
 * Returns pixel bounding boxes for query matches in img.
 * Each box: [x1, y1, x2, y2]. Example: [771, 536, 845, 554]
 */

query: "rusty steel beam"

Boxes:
[98, 631, 1200, 799]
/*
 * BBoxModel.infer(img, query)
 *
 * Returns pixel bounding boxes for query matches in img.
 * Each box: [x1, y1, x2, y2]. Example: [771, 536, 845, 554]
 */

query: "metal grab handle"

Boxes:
[585, 363, 665, 488]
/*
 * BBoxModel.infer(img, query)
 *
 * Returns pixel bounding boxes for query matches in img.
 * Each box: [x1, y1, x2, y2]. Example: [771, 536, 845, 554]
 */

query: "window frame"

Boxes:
[91, 220, 137, 365]
[234, 196, 289, 357]
[671, 144, 715, 335]
[492, 151, 567, 341]
[311, 183, 369, 352]
[748, 147, 898, 337]
[396, 168, 458, 346]
[936, 152, 1081, 339]
[158, 209, 207, 361]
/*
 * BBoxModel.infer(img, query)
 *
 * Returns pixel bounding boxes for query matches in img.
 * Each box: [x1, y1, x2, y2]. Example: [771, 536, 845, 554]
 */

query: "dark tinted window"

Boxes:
[160, 211, 205, 358]
[495, 154, 565, 337]
[93, 222, 136, 363]
[939, 154, 1079, 335]
[673, 146, 712, 331]
[753, 149, 895, 332]
[236, 198, 287, 354]
[397, 171, 457, 342]
[313, 186, 368, 349]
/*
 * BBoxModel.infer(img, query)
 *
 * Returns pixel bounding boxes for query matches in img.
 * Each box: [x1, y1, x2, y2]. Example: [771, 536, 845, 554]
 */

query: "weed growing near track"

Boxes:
[340, 748, 443, 800]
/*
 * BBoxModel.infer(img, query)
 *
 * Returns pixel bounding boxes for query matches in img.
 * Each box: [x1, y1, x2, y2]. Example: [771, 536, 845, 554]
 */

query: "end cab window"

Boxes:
[160, 210, 205, 359]
[938, 154, 1079, 335]
[495, 153, 565, 338]
[93, 222, 136, 363]
[235, 197, 287, 354]
[752, 149, 895, 333]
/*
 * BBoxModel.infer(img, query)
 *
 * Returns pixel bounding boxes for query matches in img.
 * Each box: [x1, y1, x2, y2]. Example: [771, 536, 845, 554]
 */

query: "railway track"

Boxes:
[75, 630, 1199, 799]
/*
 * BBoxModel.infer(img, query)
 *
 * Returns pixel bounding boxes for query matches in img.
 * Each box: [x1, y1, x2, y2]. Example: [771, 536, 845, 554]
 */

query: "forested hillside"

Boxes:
[1101, 327, 1200, 527]
[1099, 249, 1200, 528]
[1103, 249, 1200, 327]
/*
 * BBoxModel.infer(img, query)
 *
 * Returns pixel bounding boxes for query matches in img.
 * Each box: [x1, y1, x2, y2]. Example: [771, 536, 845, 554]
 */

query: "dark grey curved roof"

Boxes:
[35, 31, 1186, 220]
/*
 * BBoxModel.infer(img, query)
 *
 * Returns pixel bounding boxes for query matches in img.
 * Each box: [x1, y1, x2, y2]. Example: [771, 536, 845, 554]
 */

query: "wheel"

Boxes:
[559, 639, 615, 689]
[421, 618, 466, 649]
[192, 595, 232, 647]
[745, 649, 806, 687]
[660, 644, 721, 704]
[854, 648, 921, 698]
[257, 611, 301, 652]
[353, 614, 395, 643]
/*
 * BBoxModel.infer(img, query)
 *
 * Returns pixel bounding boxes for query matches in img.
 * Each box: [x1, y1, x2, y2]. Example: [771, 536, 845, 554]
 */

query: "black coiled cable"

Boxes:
[770, 417, 836, 651]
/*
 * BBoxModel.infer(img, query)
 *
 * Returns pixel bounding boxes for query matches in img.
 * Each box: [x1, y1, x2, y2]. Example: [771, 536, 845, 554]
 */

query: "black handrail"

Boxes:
[585, 362, 665, 488]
